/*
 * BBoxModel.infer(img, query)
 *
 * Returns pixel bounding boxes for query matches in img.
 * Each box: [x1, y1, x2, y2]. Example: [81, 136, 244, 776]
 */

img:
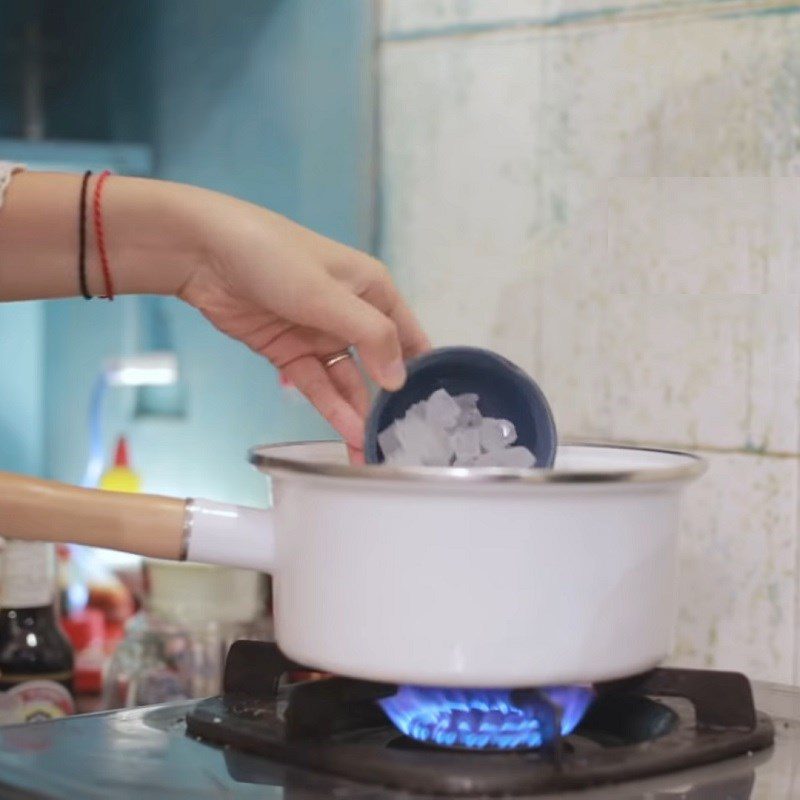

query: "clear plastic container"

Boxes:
[103, 610, 272, 708]
[103, 561, 271, 709]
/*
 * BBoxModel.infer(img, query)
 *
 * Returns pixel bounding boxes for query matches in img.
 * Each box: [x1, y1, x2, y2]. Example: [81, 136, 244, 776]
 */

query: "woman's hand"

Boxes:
[177, 190, 430, 459]
[0, 172, 430, 458]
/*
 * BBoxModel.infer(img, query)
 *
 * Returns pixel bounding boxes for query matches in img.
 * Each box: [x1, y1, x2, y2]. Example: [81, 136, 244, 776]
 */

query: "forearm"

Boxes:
[0, 168, 429, 450]
[0, 172, 204, 301]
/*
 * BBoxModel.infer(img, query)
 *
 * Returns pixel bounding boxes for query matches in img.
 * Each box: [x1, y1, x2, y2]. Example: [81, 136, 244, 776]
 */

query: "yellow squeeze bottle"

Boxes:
[99, 437, 141, 494]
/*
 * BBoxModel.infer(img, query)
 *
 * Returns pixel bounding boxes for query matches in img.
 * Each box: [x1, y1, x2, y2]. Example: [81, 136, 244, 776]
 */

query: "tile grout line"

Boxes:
[793, 291, 800, 686]
[380, 0, 800, 44]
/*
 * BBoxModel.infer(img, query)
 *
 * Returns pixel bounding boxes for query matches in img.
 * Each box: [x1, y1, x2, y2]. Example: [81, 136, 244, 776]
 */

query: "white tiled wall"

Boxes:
[379, 0, 800, 682]
[675, 451, 798, 684]
[380, 0, 716, 37]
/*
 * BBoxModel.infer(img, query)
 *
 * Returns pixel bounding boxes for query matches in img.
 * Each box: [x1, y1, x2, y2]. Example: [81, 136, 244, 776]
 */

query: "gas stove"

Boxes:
[0, 640, 797, 799]
[186, 641, 774, 795]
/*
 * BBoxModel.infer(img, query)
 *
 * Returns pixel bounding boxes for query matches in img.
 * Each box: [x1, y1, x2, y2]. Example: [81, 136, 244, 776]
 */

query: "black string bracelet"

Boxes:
[78, 170, 93, 299]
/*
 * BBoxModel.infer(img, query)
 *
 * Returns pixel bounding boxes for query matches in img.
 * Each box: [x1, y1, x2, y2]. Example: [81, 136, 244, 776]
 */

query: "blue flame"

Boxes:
[379, 685, 595, 750]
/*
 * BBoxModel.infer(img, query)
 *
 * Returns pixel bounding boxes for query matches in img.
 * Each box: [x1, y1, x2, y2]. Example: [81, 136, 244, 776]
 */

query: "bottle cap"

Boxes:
[114, 436, 130, 468]
[62, 609, 104, 651]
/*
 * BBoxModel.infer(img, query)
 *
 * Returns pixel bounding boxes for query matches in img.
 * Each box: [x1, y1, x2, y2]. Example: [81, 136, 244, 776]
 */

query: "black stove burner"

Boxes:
[185, 641, 774, 796]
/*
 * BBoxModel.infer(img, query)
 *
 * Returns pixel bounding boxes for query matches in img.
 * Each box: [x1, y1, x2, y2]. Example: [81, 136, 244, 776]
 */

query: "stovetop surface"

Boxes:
[0, 681, 797, 800]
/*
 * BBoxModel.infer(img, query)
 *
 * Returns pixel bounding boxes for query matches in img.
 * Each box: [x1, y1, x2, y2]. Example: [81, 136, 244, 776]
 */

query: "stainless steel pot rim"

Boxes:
[249, 440, 707, 485]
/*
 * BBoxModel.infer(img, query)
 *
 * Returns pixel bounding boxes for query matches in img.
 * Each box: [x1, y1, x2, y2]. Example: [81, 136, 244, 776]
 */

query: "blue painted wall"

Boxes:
[0, 1, 27, 137]
[0, 303, 43, 476]
[2, 1, 375, 505]
[149, 0, 375, 247]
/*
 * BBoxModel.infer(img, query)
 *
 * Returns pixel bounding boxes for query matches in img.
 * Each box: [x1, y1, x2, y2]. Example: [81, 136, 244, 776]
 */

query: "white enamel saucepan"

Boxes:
[0, 441, 704, 687]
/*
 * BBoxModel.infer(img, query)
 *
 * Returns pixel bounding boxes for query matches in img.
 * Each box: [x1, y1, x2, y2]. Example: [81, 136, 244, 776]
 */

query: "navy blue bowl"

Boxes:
[365, 347, 557, 467]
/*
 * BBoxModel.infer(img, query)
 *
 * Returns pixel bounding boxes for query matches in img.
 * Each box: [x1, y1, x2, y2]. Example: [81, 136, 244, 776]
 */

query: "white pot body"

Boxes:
[188, 442, 703, 688]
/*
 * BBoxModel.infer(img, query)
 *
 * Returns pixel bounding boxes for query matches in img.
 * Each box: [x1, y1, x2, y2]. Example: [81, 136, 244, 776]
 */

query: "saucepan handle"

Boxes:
[184, 499, 274, 573]
[0, 472, 274, 573]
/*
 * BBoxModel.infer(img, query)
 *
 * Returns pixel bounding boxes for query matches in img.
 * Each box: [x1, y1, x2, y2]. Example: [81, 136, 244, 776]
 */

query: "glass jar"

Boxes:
[103, 561, 271, 709]
[103, 610, 271, 708]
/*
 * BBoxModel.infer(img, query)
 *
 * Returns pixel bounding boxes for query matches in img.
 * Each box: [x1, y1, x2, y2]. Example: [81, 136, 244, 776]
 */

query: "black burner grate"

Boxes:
[185, 641, 774, 796]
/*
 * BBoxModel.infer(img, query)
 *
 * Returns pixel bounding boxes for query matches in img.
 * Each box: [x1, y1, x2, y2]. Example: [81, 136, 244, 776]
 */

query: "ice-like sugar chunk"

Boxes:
[474, 446, 535, 468]
[406, 401, 426, 420]
[479, 418, 517, 452]
[394, 415, 429, 459]
[493, 446, 535, 468]
[450, 427, 481, 463]
[500, 419, 516, 442]
[453, 393, 481, 428]
[385, 449, 418, 467]
[422, 436, 453, 467]
[454, 393, 479, 411]
[461, 410, 482, 428]
[425, 388, 461, 430]
[378, 425, 401, 459]
[394, 413, 452, 466]
[377, 389, 536, 470]
[459, 410, 481, 428]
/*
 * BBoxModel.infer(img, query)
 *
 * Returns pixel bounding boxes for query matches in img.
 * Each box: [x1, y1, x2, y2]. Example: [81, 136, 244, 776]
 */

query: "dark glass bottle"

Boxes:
[0, 541, 75, 724]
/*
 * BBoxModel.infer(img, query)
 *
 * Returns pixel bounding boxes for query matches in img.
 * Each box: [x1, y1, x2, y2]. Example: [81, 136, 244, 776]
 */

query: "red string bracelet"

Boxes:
[92, 170, 115, 300]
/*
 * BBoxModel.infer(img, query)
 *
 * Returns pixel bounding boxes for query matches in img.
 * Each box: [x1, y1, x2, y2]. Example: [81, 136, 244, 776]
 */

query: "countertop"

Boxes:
[0, 681, 797, 799]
